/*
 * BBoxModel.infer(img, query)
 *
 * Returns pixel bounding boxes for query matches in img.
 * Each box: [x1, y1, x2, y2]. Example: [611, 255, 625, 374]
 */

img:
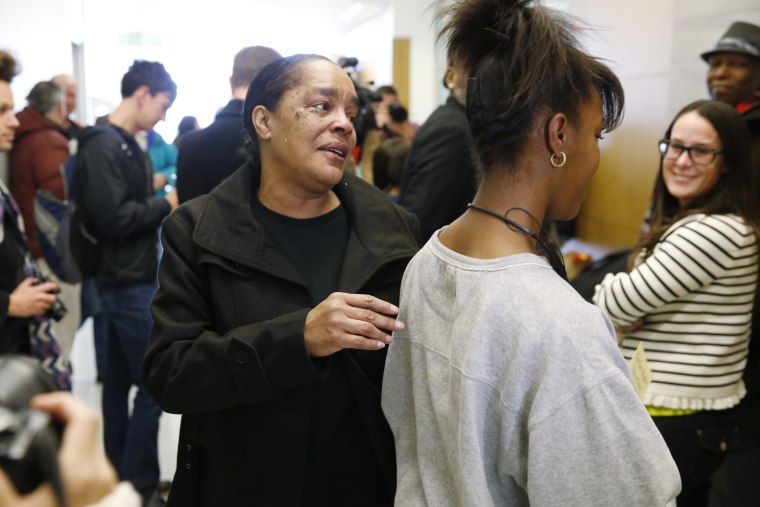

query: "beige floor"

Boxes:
[69, 318, 180, 482]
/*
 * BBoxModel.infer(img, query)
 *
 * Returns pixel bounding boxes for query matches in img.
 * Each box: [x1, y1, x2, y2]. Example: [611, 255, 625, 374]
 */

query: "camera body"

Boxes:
[33, 276, 68, 321]
[0, 355, 65, 503]
[338, 56, 382, 150]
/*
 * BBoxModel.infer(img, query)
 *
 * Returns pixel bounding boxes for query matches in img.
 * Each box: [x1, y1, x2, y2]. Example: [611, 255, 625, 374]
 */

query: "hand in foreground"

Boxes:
[304, 293, 405, 357]
[0, 471, 55, 506]
[164, 189, 179, 210]
[0, 392, 118, 507]
[7, 278, 57, 318]
[152, 172, 168, 191]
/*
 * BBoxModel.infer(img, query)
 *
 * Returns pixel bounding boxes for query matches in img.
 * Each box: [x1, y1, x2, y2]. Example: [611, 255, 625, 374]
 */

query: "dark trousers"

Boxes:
[80, 278, 108, 376]
[97, 281, 161, 504]
[653, 409, 739, 507]
[709, 429, 760, 506]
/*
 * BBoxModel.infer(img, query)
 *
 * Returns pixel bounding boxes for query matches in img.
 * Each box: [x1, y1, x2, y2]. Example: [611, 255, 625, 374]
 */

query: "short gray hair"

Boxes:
[26, 80, 63, 114]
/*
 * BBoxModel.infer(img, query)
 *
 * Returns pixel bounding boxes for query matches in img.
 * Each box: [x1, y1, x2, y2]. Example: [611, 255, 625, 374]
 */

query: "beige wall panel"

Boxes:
[579, 75, 672, 248]
[551, 0, 676, 248]
[569, 0, 760, 249]
[393, 38, 411, 109]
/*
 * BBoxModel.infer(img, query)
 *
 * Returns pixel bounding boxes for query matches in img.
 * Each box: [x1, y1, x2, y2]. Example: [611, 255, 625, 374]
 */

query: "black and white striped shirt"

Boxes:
[594, 214, 758, 410]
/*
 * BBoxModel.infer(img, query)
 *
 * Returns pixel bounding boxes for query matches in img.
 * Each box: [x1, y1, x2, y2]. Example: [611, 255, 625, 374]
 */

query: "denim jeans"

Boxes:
[97, 281, 161, 504]
[653, 408, 739, 507]
[80, 278, 107, 377]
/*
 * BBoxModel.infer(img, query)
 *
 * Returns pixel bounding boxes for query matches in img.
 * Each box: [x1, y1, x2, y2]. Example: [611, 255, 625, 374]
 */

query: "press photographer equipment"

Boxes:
[0, 355, 66, 505]
[32, 275, 68, 322]
[338, 56, 382, 150]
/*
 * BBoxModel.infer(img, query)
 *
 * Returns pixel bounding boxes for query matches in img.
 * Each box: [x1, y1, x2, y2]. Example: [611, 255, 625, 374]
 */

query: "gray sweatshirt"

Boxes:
[382, 236, 680, 506]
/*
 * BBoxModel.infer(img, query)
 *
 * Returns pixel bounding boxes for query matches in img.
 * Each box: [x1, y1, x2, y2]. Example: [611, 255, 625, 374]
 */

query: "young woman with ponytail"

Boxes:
[381, 1, 681, 505]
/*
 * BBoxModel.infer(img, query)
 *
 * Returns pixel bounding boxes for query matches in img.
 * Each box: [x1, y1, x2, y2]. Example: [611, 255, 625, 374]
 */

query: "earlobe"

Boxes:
[252, 106, 272, 140]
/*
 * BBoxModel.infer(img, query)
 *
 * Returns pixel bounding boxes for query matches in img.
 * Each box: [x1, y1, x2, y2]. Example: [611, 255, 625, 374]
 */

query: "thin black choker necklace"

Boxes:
[467, 203, 568, 281]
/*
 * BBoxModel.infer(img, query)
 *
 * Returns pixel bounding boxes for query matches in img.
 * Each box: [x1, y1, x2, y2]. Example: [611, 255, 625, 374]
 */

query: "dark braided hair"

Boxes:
[242, 54, 331, 168]
[436, 0, 624, 174]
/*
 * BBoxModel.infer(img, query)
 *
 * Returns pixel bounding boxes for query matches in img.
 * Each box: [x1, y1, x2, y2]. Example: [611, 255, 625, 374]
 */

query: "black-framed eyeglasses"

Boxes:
[658, 139, 724, 165]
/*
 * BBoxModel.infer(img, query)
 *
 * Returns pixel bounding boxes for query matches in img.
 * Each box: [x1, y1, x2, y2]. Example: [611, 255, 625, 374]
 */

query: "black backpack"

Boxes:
[34, 151, 83, 283]
[35, 126, 125, 282]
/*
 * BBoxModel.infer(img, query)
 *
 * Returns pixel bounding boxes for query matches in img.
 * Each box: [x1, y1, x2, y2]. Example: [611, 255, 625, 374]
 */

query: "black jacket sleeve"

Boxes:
[400, 122, 474, 239]
[79, 132, 170, 239]
[142, 209, 325, 415]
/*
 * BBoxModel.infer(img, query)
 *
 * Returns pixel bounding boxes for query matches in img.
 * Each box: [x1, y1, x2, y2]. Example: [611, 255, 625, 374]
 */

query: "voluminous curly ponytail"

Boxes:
[436, 0, 624, 174]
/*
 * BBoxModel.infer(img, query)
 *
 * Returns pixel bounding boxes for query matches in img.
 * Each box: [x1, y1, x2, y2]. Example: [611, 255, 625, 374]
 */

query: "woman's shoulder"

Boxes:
[665, 213, 755, 246]
[343, 171, 421, 239]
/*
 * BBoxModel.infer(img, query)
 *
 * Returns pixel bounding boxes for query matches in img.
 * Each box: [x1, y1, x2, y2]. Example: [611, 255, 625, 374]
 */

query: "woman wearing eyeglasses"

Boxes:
[594, 99, 760, 507]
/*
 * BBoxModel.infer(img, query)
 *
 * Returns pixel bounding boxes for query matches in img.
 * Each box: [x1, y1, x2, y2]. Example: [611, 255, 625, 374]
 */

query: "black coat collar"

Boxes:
[191, 163, 419, 290]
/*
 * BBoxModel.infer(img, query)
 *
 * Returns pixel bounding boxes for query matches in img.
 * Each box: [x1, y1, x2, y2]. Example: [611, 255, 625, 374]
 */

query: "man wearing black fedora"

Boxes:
[702, 20, 760, 507]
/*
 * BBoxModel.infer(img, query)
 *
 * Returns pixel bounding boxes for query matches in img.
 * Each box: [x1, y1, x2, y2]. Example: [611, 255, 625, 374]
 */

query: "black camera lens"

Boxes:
[48, 298, 67, 322]
[32, 277, 68, 321]
[0, 356, 65, 502]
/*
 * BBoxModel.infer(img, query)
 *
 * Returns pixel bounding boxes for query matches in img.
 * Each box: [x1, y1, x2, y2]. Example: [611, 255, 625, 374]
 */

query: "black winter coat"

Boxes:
[739, 101, 760, 432]
[400, 97, 477, 240]
[143, 163, 420, 506]
[176, 99, 249, 204]
[75, 124, 171, 284]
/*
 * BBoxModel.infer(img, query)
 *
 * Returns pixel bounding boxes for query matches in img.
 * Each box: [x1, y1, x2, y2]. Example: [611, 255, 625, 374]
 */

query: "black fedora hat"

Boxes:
[701, 21, 760, 62]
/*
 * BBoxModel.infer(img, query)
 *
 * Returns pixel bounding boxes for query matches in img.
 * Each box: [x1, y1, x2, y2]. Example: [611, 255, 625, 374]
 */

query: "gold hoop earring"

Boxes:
[550, 151, 567, 167]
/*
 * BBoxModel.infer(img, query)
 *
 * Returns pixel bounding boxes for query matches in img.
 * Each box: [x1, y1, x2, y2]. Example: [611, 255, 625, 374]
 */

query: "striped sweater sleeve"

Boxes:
[593, 214, 757, 327]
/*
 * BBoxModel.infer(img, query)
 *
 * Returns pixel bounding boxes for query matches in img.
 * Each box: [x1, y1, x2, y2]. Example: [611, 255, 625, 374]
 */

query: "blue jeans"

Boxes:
[97, 281, 161, 504]
[80, 278, 107, 377]
[653, 408, 739, 507]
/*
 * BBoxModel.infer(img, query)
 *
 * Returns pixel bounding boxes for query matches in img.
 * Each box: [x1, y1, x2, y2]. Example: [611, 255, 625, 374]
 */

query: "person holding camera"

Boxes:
[0, 391, 140, 507]
[1, 51, 70, 391]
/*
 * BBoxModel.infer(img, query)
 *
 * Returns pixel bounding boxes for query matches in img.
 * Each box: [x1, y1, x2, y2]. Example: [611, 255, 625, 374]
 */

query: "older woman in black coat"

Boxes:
[143, 54, 420, 507]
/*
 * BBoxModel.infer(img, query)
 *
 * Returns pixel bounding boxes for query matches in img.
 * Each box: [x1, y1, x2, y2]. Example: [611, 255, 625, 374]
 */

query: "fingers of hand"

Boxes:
[18, 277, 37, 288]
[323, 300, 399, 342]
[342, 293, 399, 316]
[0, 468, 56, 505]
[348, 334, 388, 351]
[353, 308, 404, 333]
[38, 282, 58, 294]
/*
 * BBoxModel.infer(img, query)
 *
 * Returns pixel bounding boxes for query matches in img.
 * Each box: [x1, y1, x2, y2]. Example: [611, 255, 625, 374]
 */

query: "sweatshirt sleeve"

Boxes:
[525, 372, 681, 506]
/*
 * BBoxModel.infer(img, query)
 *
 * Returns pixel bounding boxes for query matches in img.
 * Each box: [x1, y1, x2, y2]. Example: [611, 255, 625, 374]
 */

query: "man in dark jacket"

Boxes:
[702, 21, 760, 507]
[73, 60, 178, 504]
[176, 45, 281, 203]
[400, 62, 476, 240]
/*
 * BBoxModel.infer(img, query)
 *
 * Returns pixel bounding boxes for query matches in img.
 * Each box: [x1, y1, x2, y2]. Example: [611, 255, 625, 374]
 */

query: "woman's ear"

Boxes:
[252, 105, 273, 140]
[546, 112, 567, 154]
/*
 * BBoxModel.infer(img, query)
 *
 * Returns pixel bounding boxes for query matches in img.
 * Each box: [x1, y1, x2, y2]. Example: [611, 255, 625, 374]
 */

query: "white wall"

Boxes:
[0, 0, 73, 104]
[567, 0, 760, 246]
[391, 0, 445, 124]
[669, 0, 760, 118]
[0, 0, 73, 183]
[339, 6, 395, 89]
